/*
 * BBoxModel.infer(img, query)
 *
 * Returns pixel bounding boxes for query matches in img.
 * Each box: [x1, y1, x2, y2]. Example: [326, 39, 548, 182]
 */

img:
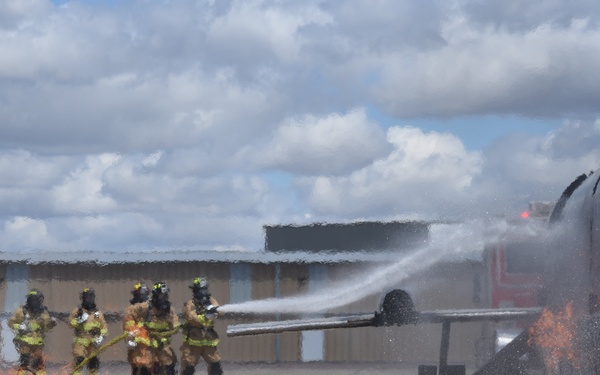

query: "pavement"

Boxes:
[30, 361, 474, 375]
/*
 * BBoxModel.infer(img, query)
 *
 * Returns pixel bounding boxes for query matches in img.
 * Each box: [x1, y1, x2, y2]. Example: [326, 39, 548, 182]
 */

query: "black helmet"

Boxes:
[26, 289, 44, 302]
[80, 287, 95, 300]
[190, 277, 211, 302]
[80, 287, 97, 310]
[190, 277, 208, 291]
[131, 281, 149, 304]
[153, 281, 169, 296]
[26, 289, 45, 313]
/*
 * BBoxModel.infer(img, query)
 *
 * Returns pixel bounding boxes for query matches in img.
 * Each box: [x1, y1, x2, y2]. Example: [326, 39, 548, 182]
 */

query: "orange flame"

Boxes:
[528, 302, 580, 372]
[127, 324, 153, 367]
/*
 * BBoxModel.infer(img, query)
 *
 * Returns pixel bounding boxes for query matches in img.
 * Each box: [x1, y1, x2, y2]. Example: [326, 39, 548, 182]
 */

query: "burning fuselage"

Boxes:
[528, 170, 600, 374]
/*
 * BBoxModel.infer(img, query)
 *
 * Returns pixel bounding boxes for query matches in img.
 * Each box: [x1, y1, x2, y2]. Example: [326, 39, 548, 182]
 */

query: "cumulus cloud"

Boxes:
[297, 126, 483, 219]
[50, 153, 120, 214]
[0, 0, 599, 251]
[374, 17, 600, 118]
[477, 120, 600, 207]
[0, 216, 57, 252]
[252, 108, 390, 176]
[0, 0, 51, 30]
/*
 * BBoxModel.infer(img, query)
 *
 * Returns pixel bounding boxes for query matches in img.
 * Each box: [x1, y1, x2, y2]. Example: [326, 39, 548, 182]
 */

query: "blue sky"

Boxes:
[1, 0, 600, 251]
[367, 106, 563, 150]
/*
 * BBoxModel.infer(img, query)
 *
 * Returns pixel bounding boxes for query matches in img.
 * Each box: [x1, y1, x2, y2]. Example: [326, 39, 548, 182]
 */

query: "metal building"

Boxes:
[0, 221, 486, 368]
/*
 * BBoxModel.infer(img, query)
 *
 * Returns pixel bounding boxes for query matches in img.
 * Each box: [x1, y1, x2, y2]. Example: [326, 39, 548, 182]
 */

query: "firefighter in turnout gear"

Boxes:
[8, 289, 57, 375]
[126, 282, 150, 375]
[180, 277, 224, 375]
[123, 281, 180, 375]
[69, 288, 108, 375]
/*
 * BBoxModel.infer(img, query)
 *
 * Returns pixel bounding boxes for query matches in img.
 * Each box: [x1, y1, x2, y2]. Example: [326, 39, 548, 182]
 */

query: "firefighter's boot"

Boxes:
[73, 356, 85, 375]
[88, 356, 100, 375]
[165, 364, 176, 375]
[209, 362, 223, 375]
[17, 354, 30, 375]
[182, 365, 195, 375]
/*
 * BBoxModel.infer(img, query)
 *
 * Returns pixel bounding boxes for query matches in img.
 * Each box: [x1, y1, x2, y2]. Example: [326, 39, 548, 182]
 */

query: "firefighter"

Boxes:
[126, 281, 150, 375]
[180, 277, 224, 375]
[69, 288, 108, 375]
[8, 289, 57, 375]
[124, 281, 180, 375]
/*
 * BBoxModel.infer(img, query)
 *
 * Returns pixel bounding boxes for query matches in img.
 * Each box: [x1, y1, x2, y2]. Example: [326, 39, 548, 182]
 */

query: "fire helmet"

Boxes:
[26, 289, 44, 302]
[26, 289, 44, 311]
[132, 282, 149, 299]
[80, 287, 95, 300]
[190, 277, 211, 301]
[153, 281, 169, 296]
[190, 277, 208, 290]
[80, 287, 97, 310]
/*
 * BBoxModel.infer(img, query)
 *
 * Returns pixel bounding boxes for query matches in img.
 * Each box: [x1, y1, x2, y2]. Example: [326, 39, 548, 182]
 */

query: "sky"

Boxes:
[1, 0, 600, 252]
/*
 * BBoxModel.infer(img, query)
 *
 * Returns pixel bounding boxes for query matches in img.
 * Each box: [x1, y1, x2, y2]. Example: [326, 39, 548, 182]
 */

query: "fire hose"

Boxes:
[70, 328, 181, 375]
[70, 332, 128, 375]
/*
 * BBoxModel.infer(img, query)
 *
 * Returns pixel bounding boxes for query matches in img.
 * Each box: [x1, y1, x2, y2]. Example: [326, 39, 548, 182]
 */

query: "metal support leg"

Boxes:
[439, 321, 451, 375]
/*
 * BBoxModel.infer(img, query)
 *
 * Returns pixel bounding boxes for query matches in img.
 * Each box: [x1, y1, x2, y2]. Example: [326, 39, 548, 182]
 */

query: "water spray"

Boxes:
[220, 218, 549, 317]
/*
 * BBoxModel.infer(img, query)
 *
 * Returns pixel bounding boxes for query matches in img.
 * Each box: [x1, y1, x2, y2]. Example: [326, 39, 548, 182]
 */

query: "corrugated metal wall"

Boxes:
[0, 259, 486, 367]
[323, 261, 486, 366]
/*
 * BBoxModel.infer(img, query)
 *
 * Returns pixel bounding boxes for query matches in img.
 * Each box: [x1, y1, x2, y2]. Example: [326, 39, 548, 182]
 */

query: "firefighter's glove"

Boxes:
[127, 340, 137, 348]
[127, 329, 138, 338]
[77, 312, 89, 324]
[94, 336, 104, 347]
[206, 305, 218, 319]
[18, 323, 29, 333]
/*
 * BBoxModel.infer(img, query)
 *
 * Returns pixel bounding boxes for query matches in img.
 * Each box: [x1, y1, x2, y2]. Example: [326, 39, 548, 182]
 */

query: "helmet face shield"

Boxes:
[159, 284, 168, 294]
[193, 287, 210, 300]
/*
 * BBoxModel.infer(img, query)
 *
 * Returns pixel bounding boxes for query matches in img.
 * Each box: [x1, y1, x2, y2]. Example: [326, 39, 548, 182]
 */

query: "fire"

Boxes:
[528, 302, 579, 372]
[127, 324, 152, 367]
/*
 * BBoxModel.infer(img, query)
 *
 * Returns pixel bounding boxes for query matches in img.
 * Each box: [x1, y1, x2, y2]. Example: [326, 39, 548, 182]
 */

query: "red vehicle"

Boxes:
[484, 202, 552, 353]
[488, 241, 545, 309]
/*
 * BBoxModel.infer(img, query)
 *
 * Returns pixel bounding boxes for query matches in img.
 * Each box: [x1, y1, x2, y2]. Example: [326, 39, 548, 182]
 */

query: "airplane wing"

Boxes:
[226, 307, 542, 337]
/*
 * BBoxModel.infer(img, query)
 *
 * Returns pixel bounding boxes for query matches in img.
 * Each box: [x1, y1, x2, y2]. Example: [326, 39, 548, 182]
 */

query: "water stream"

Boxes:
[219, 218, 550, 315]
